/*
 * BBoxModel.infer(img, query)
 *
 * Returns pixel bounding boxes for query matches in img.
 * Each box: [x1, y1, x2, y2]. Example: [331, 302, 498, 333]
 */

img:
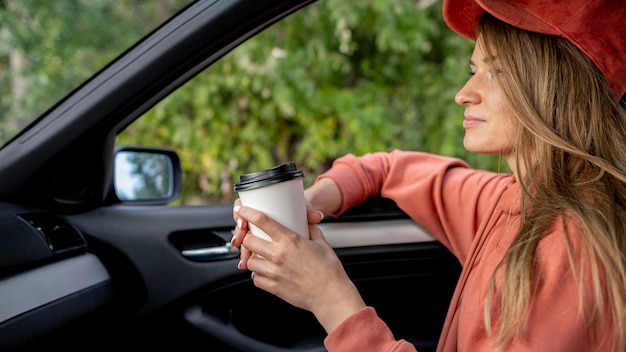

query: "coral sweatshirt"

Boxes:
[319, 150, 612, 352]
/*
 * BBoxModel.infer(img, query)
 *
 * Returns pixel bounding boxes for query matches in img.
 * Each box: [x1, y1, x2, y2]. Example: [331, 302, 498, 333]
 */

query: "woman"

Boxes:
[231, 0, 626, 350]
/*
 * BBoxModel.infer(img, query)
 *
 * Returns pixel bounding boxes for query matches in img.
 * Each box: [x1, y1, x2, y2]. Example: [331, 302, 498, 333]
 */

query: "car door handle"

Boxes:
[181, 242, 240, 261]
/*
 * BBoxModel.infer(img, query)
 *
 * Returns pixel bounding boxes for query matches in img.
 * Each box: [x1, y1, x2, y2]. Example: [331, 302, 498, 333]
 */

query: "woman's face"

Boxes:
[455, 39, 517, 159]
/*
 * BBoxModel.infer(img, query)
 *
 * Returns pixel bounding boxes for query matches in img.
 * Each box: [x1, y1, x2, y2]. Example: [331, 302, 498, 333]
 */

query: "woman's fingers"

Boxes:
[232, 199, 253, 268]
[307, 208, 324, 225]
[237, 244, 252, 269]
[234, 205, 295, 244]
[233, 200, 320, 245]
[231, 202, 248, 247]
[308, 223, 332, 250]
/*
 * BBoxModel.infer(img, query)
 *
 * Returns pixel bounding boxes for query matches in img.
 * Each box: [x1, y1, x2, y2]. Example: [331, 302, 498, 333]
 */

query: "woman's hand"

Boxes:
[230, 199, 323, 271]
[230, 203, 366, 333]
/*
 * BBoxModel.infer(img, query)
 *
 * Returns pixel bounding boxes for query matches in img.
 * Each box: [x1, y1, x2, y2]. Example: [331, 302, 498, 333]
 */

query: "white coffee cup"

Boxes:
[234, 162, 309, 241]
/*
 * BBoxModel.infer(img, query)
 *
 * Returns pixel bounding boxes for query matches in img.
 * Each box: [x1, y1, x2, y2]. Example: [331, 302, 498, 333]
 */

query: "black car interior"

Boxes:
[0, 1, 462, 351]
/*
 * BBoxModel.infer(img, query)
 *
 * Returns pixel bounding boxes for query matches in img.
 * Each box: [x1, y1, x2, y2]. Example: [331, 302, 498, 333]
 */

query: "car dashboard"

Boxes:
[0, 203, 124, 351]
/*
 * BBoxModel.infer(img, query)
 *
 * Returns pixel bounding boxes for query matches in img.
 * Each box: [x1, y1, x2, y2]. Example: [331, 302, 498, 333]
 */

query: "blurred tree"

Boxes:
[0, 0, 188, 144]
[118, 0, 502, 204]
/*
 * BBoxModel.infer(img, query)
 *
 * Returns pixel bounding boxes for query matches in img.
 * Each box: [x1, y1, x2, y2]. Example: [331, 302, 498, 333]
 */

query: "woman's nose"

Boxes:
[455, 78, 480, 106]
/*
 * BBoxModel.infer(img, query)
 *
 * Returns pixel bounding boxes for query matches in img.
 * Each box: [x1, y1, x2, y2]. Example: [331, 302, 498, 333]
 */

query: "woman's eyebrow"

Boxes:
[484, 55, 498, 64]
[469, 55, 498, 66]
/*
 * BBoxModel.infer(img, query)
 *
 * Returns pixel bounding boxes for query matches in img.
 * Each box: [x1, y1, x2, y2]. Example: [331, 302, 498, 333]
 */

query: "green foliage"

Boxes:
[1, 0, 503, 205]
[0, 0, 189, 144]
[120, 0, 502, 204]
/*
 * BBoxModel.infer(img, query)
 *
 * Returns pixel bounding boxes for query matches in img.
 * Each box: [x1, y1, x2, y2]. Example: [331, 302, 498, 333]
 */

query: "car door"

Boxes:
[0, 1, 462, 351]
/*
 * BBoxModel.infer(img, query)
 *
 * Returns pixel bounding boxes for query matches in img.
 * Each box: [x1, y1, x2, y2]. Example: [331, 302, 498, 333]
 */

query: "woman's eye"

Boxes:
[494, 68, 503, 75]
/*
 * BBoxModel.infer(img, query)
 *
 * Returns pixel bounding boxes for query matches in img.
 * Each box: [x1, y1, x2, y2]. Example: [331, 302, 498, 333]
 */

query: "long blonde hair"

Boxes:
[478, 14, 626, 351]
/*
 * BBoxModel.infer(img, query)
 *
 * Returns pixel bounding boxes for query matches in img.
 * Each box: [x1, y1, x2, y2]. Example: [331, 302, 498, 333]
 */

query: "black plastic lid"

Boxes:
[233, 162, 304, 192]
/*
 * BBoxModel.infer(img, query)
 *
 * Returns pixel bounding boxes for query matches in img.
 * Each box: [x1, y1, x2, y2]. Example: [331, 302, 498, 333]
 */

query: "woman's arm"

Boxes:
[304, 177, 343, 216]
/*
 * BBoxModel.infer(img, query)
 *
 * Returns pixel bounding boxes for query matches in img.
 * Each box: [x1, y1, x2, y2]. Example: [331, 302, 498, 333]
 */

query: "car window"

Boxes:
[0, 1, 193, 148]
[116, 0, 501, 206]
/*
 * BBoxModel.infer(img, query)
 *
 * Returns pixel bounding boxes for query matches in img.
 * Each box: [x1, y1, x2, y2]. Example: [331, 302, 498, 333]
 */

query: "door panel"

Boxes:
[68, 197, 460, 351]
[187, 241, 459, 352]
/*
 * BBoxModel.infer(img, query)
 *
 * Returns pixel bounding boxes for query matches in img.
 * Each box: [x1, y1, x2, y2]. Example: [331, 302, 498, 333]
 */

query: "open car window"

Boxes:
[0, 1, 193, 148]
[115, 0, 496, 206]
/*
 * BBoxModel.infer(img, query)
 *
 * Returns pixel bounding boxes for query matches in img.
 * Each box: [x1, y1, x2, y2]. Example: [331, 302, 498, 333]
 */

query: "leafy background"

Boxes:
[1, 0, 503, 205]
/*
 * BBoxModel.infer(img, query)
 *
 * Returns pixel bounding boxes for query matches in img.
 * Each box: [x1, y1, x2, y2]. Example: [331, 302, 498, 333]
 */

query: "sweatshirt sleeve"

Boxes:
[317, 150, 512, 263]
[324, 307, 417, 352]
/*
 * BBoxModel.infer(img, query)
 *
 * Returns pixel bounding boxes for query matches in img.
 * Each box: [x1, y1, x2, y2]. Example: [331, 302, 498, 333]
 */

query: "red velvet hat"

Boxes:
[443, 0, 626, 97]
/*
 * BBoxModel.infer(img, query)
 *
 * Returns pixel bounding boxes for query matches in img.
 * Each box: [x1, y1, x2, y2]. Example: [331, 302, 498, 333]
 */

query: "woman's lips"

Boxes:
[463, 116, 485, 128]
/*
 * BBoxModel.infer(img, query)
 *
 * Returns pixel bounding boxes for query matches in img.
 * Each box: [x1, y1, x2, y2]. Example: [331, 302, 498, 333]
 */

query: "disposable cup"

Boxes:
[234, 162, 308, 241]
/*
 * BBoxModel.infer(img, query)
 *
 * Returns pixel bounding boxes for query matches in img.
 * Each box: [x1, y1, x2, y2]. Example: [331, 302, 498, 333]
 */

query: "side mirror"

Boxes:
[113, 146, 181, 204]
